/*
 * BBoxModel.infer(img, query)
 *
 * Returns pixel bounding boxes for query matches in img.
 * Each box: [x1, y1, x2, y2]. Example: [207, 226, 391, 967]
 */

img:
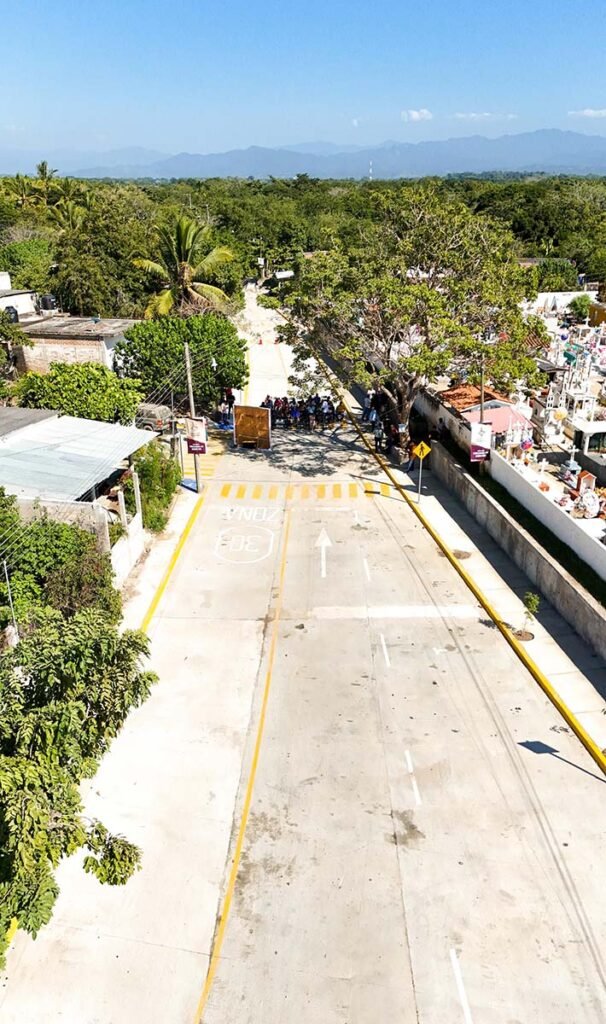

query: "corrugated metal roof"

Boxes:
[0, 415, 154, 501]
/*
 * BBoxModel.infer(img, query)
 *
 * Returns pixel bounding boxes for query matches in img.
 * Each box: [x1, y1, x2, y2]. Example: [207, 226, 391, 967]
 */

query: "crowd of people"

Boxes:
[260, 394, 347, 431]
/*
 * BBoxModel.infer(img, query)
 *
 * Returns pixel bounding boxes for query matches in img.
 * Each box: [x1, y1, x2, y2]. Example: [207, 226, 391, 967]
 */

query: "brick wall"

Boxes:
[17, 336, 108, 373]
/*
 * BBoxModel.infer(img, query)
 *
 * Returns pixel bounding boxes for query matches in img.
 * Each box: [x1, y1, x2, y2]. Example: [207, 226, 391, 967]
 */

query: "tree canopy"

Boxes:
[134, 215, 234, 317]
[282, 186, 546, 423]
[12, 362, 143, 424]
[0, 608, 156, 966]
[115, 314, 247, 412]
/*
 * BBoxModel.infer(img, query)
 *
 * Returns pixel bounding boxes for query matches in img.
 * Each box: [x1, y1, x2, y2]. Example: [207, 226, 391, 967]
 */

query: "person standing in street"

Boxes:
[362, 392, 371, 422]
[373, 419, 385, 452]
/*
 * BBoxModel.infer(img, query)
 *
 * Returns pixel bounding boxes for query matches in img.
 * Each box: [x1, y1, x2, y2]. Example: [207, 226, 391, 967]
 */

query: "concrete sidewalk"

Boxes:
[373, 443, 606, 752]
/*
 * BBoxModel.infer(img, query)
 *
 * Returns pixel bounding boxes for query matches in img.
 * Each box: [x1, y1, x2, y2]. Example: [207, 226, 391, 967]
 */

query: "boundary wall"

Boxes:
[430, 442, 606, 661]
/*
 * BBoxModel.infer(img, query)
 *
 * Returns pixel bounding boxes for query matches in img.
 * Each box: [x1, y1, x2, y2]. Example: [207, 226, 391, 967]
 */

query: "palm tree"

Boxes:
[5, 173, 38, 209]
[49, 199, 86, 233]
[51, 177, 84, 204]
[134, 214, 234, 318]
[36, 160, 59, 206]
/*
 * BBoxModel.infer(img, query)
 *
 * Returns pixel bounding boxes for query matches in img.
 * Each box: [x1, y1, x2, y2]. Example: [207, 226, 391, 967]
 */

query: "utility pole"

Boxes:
[184, 341, 201, 494]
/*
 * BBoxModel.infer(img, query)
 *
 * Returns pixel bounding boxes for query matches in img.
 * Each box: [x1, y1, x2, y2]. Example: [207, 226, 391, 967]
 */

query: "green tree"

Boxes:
[115, 314, 247, 411]
[0, 237, 54, 293]
[12, 362, 143, 424]
[0, 496, 121, 627]
[125, 441, 181, 532]
[52, 186, 156, 317]
[49, 199, 86, 234]
[35, 161, 58, 207]
[284, 187, 546, 425]
[0, 608, 156, 965]
[4, 174, 39, 210]
[537, 259, 578, 291]
[568, 293, 592, 322]
[134, 214, 234, 317]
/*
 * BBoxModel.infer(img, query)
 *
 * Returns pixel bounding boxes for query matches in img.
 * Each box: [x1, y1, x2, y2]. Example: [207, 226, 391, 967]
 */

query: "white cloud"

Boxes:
[401, 108, 433, 123]
[568, 107, 606, 118]
[352, 117, 359, 128]
[454, 111, 518, 121]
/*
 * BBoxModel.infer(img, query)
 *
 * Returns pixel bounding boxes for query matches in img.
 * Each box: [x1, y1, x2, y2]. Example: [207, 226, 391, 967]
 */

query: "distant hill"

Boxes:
[0, 146, 166, 176]
[4, 130, 606, 180]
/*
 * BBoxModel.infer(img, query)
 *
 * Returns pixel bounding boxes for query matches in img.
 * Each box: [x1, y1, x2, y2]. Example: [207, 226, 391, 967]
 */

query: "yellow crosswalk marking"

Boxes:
[209, 481, 385, 502]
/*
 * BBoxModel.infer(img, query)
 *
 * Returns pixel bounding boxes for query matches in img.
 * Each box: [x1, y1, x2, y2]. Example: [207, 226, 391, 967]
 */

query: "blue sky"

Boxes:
[2, 0, 605, 154]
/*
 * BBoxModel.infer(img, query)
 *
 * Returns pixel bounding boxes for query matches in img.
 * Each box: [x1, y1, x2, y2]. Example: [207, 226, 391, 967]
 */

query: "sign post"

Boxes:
[470, 422, 492, 463]
[412, 441, 431, 503]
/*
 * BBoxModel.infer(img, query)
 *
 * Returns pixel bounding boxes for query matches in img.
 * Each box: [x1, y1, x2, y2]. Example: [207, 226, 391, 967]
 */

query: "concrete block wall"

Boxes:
[490, 451, 606, 583]
[429, 442, 606, 660]
[16, 337, 109, 373]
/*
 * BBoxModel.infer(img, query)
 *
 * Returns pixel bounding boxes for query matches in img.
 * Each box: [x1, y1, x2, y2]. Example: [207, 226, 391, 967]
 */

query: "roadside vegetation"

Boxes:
[0, 489, 154, 966]
[125, 442, 182, 532]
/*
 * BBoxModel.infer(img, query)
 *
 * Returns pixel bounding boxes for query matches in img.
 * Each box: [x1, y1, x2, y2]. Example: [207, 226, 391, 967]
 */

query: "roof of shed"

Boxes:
[0, 414, 153, 501]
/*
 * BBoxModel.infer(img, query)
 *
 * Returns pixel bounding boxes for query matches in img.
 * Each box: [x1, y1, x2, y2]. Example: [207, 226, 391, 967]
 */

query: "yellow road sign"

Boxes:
[412, 441, 431, 460]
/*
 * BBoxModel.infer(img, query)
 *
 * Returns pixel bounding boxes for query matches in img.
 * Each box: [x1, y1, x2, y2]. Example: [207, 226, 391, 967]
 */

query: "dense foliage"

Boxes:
[12, 362, 143, 424]
[125, 442, 182, 532]
[115, 314, 247, 412]
[0, 488, 155, 964]
[1, 171, 606, 321]
[0, 609, 156, 965]
[0, 491, 120, 630]
[281, 186, 547, 424]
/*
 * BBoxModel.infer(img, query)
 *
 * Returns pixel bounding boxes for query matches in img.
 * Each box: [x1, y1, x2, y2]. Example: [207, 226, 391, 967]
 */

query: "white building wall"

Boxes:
[110, 512, 147, 589]
[489, 450, 606, 582]
[0, 292, 37, 316]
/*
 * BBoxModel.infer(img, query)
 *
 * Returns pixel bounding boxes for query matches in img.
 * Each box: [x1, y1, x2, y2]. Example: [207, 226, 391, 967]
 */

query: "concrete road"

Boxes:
[2, 324, 606, 1022]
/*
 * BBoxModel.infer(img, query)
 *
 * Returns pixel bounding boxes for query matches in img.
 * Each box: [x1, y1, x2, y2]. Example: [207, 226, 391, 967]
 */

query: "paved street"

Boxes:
[2, 326, 606, 1023]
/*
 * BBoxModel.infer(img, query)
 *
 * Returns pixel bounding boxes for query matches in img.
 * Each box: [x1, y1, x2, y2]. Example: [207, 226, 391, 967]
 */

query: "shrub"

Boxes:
[126, 441, 181, 532]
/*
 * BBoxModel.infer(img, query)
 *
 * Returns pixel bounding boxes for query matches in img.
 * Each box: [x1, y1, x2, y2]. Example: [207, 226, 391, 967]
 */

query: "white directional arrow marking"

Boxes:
[315, 527, 332, 579]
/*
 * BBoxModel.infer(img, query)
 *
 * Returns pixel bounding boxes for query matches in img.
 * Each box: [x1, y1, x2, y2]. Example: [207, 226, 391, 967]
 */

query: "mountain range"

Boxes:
[3, 131, 606, 179]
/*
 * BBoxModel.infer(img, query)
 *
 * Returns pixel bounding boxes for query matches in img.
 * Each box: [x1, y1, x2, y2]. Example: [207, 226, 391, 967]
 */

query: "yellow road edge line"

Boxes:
[235, 484, 247, 500]
[193, 511, 292, 1022]
[141, 493, 207, 633]
[220, 483, 231, 498]
[333, 483, 342, 499]
[349, 482, 358, 498]
[251, 484, 263, 500]
[315, 352, 606, 777]
[268, 485, 278, 500]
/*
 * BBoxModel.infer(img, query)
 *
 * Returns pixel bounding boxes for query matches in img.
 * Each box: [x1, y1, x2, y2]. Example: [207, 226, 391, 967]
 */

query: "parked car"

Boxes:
[136, 403, 172, 432]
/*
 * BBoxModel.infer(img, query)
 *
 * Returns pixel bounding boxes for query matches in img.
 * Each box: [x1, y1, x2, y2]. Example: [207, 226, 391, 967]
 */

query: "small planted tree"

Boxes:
[516, 591, 540, 640]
